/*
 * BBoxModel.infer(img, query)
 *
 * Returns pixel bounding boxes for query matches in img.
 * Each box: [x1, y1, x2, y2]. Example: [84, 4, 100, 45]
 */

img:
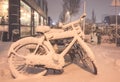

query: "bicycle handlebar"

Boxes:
[62, 13, 86, 29]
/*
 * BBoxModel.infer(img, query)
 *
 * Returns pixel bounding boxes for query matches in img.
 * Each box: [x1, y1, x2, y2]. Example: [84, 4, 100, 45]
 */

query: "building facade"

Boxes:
[0, 0, 48, 41]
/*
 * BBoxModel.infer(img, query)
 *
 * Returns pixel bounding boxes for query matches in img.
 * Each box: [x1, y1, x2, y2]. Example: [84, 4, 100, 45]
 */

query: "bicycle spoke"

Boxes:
[11, 49, 26, 59]
[32, 44, 40, 55]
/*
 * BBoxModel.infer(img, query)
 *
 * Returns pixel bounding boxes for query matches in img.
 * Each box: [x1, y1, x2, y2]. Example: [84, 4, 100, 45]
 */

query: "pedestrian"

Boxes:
[96, 31, 101, 44]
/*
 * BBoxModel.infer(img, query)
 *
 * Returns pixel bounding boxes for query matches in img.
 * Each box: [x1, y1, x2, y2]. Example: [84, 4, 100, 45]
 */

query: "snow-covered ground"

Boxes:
[0, 41, 120, 82]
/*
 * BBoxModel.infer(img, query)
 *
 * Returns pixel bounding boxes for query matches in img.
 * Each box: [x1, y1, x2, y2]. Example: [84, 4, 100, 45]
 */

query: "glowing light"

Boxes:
[52, 22, 56, 25]
[119, 12, 120, 15]
[0, 1, 8, 16]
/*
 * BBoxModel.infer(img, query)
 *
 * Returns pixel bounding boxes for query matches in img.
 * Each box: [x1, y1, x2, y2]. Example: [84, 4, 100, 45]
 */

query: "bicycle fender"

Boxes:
[8, 36, 45, 57]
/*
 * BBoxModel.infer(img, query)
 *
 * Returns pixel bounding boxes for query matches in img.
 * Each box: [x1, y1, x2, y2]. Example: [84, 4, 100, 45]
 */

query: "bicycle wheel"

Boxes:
[73, 43, 97, 75]
[8, 37, 48, 78]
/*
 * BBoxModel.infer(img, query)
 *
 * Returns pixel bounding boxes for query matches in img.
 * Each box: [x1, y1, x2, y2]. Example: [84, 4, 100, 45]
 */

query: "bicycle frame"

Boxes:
[44, 27, 81, 57]
[32, 21, 93, 70]
[39, 18, 95, 64]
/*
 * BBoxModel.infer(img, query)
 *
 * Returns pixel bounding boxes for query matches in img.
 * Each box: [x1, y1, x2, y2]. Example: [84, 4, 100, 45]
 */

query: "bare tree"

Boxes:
[59, 0, 81, 23]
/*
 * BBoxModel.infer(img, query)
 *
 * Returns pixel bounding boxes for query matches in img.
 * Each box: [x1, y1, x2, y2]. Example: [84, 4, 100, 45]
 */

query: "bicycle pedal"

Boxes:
[53, 69, 64, 74]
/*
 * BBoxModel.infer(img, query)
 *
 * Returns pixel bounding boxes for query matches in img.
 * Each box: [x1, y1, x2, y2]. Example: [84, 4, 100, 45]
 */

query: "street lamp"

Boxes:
[65, 11, 70, 23]
[111, 0, 120, 46]
[83, 0, 86, 40]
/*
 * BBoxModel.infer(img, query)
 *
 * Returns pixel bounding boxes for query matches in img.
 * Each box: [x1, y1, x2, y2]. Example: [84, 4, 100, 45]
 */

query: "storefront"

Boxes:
[0, 0, 48, 41]
[0, 0, 8, 41]
[0, 0, 8, 25]
[20, 1, 31, 37]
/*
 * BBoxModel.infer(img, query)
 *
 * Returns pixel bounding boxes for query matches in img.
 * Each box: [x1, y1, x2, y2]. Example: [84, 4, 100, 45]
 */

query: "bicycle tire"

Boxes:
[73, 43, 97, 75]
[8, 37, 48, 78]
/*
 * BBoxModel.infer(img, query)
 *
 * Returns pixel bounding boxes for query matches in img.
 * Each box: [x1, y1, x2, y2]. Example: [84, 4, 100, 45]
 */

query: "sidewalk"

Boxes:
[0, 41, 12, 56]
[0, 41, 13, 80]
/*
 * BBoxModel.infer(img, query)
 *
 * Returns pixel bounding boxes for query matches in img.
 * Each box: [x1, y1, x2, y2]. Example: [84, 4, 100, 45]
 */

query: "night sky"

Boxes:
[47, 0, 120, 23]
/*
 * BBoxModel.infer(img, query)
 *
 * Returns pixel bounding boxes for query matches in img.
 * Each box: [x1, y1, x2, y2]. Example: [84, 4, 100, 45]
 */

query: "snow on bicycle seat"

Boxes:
[35, 26, 51, 33]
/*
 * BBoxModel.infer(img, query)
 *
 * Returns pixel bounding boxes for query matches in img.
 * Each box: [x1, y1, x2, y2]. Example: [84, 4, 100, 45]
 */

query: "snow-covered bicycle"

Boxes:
[8, 13, 97, 78]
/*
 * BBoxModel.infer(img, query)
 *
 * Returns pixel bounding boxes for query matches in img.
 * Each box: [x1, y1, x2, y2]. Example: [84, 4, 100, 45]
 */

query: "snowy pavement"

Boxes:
[0, 42, 120, 82]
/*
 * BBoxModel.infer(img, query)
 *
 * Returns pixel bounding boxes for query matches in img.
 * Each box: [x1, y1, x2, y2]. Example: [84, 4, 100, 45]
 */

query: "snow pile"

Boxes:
[0, 68, 12, 80]
[0, 57, 12, 80]
[116, 60, 120, 67]
[0, 42, 13, 80]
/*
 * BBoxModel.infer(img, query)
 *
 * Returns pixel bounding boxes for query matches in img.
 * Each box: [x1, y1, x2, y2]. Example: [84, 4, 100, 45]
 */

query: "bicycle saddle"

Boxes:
[35, 26, 51, 33]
